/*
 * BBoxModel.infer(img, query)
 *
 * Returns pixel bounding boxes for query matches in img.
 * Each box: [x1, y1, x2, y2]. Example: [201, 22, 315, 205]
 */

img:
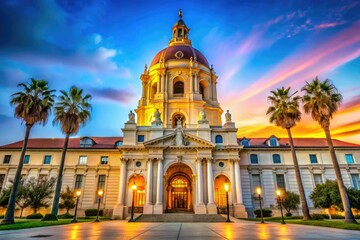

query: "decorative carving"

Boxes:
[127, 110, 135, 123]
[151, 109, 163, 125]
[225, 110, 231, 122]
[199, 110, 206, 120]
[172, 126, 190, 146]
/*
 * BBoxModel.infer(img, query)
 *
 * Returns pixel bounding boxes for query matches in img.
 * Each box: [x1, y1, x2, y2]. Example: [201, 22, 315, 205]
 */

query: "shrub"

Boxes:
[354, 214, 360, 219]
[85, 208, 103, 217]
[58, 213, 74, 219]
[310, 213, 329, 220]
[41, 213, 58, 221]
[285, 212, 292, 217]
[330, 214, 345, 219]
[254, 208, 272, 218]
[26, 213, 44, 219]
[281, 191, 300, 215]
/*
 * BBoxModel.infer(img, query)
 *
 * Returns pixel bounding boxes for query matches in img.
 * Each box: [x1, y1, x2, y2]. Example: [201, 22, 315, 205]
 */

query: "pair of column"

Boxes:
[145, 158, 163, 206]
[197, 158, 215, 205]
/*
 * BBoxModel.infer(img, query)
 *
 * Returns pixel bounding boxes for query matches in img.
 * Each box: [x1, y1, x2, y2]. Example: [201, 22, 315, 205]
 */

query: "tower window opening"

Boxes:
[172, 113, 185, 128]
[199, 85, 205, 99]
[174, 81, 184, 94]
[178, 29, 183, 38]
[151, 83, 157, 99]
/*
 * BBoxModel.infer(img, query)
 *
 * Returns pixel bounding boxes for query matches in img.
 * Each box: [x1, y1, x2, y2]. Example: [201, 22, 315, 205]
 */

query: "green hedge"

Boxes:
[26, 213, 44, 219]
[254, 208, 272, 218]
[41, 214, 58, 221]
[310, 214, 329, 220]
[58, 213, 74, 219]
[85, 209, 103, 217]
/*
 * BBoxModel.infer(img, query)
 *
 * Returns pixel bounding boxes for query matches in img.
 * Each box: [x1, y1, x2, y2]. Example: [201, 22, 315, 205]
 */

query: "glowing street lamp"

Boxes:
[224, 183, 231, 222]
[71, 189, 81, 223]
[256, 187, 264, 223]
[129, 183, 137, 222]
[276, 189, 285, 224]
[95, 189, 104, 222]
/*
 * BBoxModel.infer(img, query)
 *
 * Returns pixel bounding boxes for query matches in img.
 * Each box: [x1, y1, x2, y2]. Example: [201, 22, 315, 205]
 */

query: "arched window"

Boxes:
[151, 83, 157, 99]
[273, 154, 281, 164]
[241, 139, 249, 147]
[215, 135, 223, 144]
[174, 81, 184, 94]
[80, 137, 94, 148]
[269, 137, 277, 146]
[199, 85, 205, 99]
[172, 113, 185, 128]
[114, 141, 123, 147]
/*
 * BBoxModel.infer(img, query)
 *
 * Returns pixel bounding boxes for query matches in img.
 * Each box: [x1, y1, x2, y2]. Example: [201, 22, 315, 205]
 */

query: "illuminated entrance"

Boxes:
[165, 163, 193, 212]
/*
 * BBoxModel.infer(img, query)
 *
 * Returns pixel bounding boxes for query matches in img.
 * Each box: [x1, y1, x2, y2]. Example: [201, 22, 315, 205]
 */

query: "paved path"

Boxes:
[0, 219, 359, 240]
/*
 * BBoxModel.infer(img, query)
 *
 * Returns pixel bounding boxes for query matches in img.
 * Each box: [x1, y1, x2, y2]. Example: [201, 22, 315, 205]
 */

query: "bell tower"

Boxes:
[135, 11, 223, 128]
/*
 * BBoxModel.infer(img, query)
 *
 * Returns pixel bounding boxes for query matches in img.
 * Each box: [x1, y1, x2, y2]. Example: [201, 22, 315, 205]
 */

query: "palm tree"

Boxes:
[51, 86, 91, 217]
[2, 78, 55, 224]
[266, 86, 312, 221]
[302, 77, 356, 223]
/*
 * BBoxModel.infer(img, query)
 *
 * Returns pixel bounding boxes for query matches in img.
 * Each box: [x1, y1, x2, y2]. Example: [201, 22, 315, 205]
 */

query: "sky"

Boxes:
[0, 0, 359, 145]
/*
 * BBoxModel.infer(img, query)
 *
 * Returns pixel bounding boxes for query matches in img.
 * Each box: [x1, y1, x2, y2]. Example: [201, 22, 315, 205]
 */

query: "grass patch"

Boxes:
[241, 217, 360, 231]
[0, 217, 111, 231]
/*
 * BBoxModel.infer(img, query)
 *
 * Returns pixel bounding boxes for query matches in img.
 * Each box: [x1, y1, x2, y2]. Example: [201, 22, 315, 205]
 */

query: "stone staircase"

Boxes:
[135, 214, 227, 222]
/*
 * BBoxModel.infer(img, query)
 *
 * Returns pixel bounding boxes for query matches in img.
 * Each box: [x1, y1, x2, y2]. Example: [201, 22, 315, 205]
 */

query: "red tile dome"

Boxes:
[150, 45, 209, 68]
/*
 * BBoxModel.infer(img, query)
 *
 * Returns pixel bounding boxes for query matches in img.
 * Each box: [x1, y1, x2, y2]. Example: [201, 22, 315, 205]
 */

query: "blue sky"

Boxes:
[0, 0, 359, 145]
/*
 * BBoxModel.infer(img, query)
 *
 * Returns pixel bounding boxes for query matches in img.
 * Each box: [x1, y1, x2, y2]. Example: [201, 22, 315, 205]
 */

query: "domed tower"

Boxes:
[136, 10, 223, 128]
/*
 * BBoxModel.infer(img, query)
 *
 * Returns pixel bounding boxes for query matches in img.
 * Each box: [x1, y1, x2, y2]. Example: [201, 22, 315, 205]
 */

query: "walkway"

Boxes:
[0, 219, 359, 239]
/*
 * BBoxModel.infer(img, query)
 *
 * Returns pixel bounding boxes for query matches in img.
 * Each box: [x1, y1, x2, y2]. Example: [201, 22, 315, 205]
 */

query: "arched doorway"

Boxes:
[165, 163, 193, 213]
[214, 174, 231, 213]
[128, 174, 145, 213]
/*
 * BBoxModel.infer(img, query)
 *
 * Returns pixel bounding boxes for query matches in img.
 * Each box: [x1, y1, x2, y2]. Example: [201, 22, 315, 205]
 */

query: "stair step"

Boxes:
[136, 214, 226, 222]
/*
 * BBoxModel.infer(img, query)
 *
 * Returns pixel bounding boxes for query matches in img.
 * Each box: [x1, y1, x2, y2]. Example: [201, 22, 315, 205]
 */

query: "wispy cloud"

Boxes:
[88, 87, 136, 104]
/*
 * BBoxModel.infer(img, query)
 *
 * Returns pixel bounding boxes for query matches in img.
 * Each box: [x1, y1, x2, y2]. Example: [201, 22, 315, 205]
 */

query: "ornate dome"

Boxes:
[150, 45, 209, 67]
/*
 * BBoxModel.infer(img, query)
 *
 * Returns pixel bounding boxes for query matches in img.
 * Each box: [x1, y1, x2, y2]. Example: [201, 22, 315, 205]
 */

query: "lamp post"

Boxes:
[71, 189, 81, 223]
[276, 190, 285, 224]
[224, 183, 231, 222]
[95, 189, 103, 222]
[129, 183, 137, 222]
[256, 187, 264, 223]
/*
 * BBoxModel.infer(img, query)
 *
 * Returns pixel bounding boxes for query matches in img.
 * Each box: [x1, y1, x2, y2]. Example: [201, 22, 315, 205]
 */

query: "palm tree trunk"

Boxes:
[51, 133, 70, 217]
[323, 126, 356, 223]
[286, 128, 312, 220]
[1, 125, 32, 225]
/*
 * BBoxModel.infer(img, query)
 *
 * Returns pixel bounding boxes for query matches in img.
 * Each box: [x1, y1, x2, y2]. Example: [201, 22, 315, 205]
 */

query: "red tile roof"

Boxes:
[239, 138, 360, 148]
[0, 137, 123, 149]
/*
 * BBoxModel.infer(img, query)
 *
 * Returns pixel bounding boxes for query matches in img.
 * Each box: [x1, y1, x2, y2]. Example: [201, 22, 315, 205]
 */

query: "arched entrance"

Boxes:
[165, 163, 193, 213]
[128, 174, 145, 213]
[214, 174, 231, 213]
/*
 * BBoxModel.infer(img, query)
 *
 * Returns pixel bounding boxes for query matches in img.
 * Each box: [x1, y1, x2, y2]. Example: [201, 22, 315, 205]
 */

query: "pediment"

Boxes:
[143, 130, 215, 149]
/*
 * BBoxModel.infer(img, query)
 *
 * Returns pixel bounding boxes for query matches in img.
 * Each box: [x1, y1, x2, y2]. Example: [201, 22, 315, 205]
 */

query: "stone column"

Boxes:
[143, 159, 153, 214]
[112, 158, 128, 219]
[194, 72, 199, 93]
[195, 158, 206, 214]
[190, 71, 193, 93]
[157, 74, 160, 93]
[154, 158, 164, 214]
[161, 73, 165, 93]
[233, 158, 248, 218]
[206, 158, 217, 213]
[141, 81, 146, 98]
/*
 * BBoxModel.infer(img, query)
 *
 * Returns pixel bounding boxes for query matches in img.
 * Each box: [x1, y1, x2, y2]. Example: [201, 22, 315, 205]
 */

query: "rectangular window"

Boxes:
[345, 154, 355, 164]
[137, 135, 145, 142]
[79, 156, 87, 165]
[250, 154, 258, 164]
[276, 174, 286, 191]
[0, 174, 5, 192]
[43, 155, 51, 164]
[3, 155, 11, 164]
[100, 156, 108, 165]
[74, 175, 83, 189]
[272, 154, 281, 164]
[23, 155, 30, 164]
[97, 175, 106, 190]
[309, 154, 318, 164]
[351, 174, 360, 190]
[313, 174, 323, 185]
[252, 174, 261, 193]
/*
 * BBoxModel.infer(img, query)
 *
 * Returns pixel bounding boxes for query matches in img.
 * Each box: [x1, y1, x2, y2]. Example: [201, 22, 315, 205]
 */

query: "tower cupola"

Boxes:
[169, 9, 191, 46]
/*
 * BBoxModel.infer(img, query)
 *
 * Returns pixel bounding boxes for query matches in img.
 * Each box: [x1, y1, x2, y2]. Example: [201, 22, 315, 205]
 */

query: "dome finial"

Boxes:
[179, 9, 182, 19]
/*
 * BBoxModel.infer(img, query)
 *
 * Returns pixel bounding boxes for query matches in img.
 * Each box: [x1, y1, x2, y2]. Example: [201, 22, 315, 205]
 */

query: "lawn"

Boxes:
[241, 217, 360, 231]
[0, 217, 111, 231]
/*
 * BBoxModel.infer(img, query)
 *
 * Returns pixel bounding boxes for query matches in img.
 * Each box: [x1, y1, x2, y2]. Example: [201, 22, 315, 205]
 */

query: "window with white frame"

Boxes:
[250, 154, 258, 164]
[100, 156, 108, 165]
[272, 154, 281, 164]
[74, 175, 83, 189]
[351, 174, 360, 190]
[276, 174, 286, 191]
[3, 155, 11, 164]
[345, 154, 355, 164]
[79, 156, 87, 165]
[313, 174, 323, 186]
[309, 154, 318, 164]
[269, 137, 277, 146]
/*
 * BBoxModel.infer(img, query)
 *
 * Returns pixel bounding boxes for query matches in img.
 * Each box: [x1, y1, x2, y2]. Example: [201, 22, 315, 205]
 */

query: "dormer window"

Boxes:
[269, 137, 278, 147]
[241, 139, 250, 147]
[115, 141, 123, 147]
[80, 137, 94, 148]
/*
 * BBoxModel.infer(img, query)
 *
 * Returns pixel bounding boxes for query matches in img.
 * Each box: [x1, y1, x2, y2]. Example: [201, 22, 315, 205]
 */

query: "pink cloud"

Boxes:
[313, 21, 347, 29]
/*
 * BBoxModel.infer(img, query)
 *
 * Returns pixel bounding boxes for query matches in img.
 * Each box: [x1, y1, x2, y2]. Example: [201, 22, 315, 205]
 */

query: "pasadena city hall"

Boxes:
[0, 11, 359, 220]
